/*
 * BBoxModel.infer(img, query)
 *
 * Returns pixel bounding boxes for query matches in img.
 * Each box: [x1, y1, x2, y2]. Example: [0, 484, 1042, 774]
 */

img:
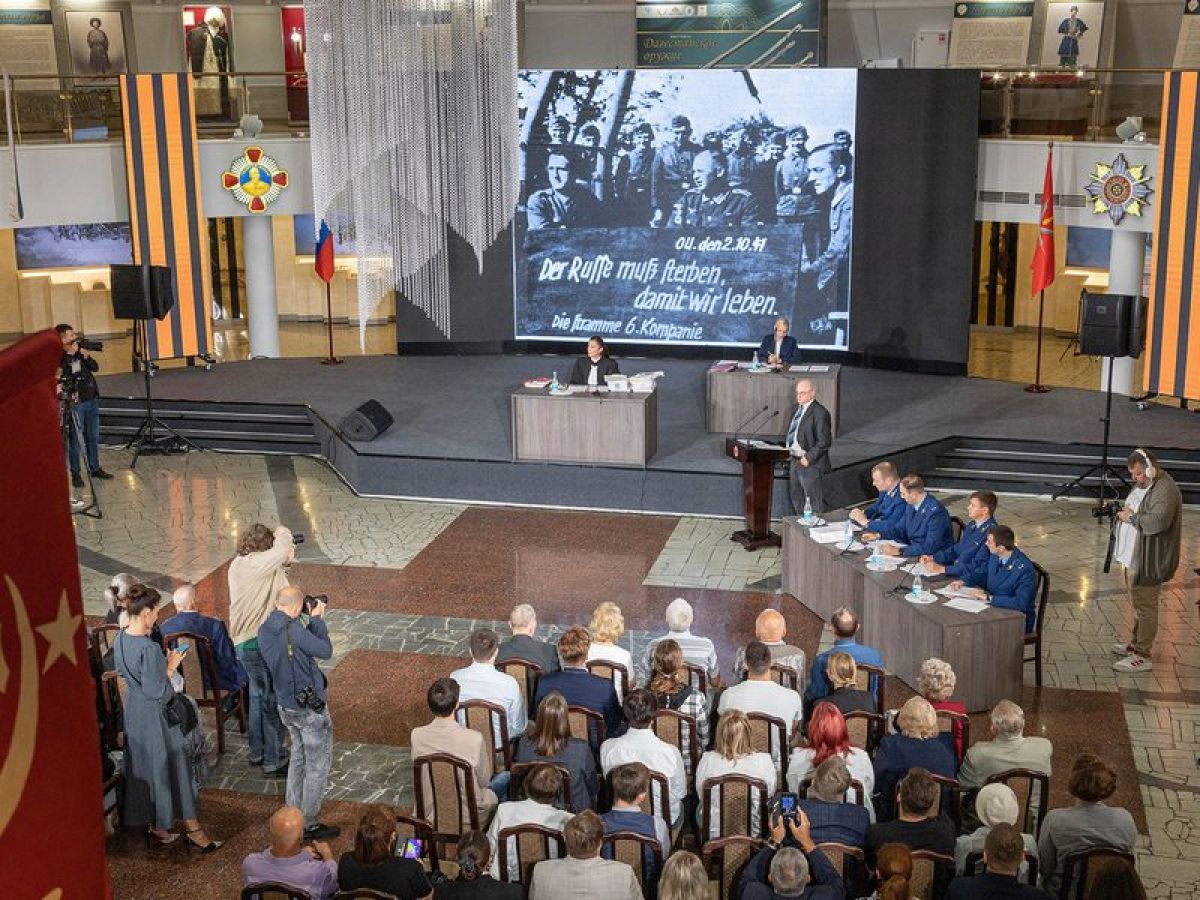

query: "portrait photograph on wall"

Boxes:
[514, 68, 858, 349]
[182, 5, 234, 119]
[64, 10, 127, 76]
[1039, 1, 1104, 68]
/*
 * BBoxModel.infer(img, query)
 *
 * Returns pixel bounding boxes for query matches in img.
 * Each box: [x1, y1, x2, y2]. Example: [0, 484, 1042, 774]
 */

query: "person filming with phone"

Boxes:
[259, 586, 339, 841]
[739, 804, 845, 899]
[337, 804, 433, 899]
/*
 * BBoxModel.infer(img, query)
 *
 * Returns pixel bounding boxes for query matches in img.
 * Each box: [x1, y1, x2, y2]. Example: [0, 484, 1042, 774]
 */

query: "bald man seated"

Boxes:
[242, 805, 338, 900]
[758, 317, 800, 367]
[734, 609, 807, 692]
[160, 583, 248, 698]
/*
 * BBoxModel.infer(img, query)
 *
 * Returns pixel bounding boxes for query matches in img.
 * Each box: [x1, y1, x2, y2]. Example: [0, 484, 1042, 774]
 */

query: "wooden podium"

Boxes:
[725, 437, 789, 550]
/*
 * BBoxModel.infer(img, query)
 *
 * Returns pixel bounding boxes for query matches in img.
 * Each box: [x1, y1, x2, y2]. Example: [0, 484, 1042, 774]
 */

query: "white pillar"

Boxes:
[243, 215, 280, 358]
[1100, 229, 1147, 395]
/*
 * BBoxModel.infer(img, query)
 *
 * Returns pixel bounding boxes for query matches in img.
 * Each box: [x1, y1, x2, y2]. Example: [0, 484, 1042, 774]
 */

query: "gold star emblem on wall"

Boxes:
[34, 592, 81, 674]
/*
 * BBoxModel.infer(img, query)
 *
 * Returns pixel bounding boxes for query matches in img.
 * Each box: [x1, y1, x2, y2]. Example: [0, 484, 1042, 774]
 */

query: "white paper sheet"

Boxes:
[902, 563, 937, 577]
[943, 597, 989, 614]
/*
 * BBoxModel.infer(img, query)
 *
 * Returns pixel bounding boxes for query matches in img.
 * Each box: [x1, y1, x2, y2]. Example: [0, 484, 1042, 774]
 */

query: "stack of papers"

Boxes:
[809, 524, 856, 544]
[944, 597, 990, 613]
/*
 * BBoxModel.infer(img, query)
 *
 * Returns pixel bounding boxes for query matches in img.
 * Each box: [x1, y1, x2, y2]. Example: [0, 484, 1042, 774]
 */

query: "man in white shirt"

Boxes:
[599, 689, 687, 827]
[451, 628, 527, 745]
[487, 763, 573, 880]
[642, 597, 720, 687]
[718, 641, 803, 774]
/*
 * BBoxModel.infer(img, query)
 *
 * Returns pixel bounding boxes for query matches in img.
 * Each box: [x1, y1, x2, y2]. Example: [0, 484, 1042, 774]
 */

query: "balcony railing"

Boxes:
[0, 67, 1178, 147]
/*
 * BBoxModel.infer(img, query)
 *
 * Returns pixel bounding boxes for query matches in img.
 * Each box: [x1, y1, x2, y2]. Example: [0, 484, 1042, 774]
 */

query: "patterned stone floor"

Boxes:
[82, 447, 1200, 899]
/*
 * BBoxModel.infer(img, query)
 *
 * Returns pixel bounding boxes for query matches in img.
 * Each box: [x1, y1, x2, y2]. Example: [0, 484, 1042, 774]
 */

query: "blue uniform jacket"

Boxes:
[160, 610, 248, 692]
[966, 548, 1039, 633]
[864, 484, 906, 534]
[757, 333, 799, 365]
[933, 516, 996, 580]
[878, 494, 953, 557]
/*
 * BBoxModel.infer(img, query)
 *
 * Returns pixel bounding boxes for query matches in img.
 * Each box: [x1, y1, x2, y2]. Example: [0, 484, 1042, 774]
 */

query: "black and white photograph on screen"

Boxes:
[514, 68, 857, 349]
[65, 10, 128, 76]
[1039, 1, 1103, 68]
[14, 223, 133, 269]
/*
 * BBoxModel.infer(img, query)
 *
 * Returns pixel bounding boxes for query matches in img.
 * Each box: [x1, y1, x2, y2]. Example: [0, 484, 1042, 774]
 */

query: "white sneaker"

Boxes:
[1111, 642, 1135, 656]
[1112, 654, 1153, 673]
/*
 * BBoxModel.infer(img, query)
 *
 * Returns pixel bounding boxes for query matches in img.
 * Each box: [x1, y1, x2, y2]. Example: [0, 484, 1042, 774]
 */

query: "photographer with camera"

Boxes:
[1111, 448, 1183, 674]
[738, 806, 844, 899]
[258, 586, 339, 841]
[56, 322, 112, 487]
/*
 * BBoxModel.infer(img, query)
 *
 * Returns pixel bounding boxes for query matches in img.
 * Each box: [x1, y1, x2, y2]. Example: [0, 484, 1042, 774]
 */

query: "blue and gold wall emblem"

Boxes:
[221, 146, 289, 213]
[1084, 153, 1152, 225]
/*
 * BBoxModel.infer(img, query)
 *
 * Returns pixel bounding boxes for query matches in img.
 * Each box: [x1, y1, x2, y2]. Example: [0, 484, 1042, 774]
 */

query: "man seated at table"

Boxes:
[919, 491, 998, 580]
[949, 526, 1039, 633]
[863, 474, 952, 559]
[848, 461, 905, 534]
[758, 317, 800, 367]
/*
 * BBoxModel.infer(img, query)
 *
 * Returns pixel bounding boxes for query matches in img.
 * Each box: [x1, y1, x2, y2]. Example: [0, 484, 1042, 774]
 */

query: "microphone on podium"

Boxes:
[732, 404, 770, 444]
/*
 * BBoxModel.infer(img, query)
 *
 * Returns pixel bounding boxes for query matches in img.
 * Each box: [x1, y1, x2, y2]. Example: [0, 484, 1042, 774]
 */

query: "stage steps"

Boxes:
[98, 398, 320, 456]
[925, 437, 1200, 504]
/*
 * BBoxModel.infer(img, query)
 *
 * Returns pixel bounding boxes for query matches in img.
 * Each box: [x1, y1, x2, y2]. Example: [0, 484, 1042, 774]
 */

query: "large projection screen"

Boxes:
[514, 69, 858, 350]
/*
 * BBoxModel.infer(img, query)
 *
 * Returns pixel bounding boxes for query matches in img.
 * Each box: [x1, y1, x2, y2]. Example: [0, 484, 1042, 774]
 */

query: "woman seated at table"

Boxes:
[568, 335, 619, 386]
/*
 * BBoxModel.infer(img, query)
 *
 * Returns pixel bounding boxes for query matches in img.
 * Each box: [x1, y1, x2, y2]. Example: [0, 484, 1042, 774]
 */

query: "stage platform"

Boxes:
[97, 355, 1200, 516]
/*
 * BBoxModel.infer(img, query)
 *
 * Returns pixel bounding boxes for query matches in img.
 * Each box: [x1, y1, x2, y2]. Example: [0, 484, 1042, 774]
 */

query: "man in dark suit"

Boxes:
[784, 379, 833, 515]
[496, 603, 561, 675]
[533, 626, 622, 739]
[160, 583, 247, 697]
[739, 808, 844, 900]
[798, 756, 869, 847]
[951, 525, 1040, 633]
[946, 823, 1051, 899]
[865, 473, 953, 558]
[758, 317, 800, 367]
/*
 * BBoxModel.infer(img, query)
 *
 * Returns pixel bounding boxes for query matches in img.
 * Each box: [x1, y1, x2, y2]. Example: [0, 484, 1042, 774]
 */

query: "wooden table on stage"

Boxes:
[706, 364, 842, 436]
[782, 513, 1024, 712]
[511, 387, 658, 466]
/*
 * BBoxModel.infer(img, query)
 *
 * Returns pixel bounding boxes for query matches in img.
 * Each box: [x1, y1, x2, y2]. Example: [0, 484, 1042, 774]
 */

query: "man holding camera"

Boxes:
[1111, 448, 1183, 673]
[259, 586, 339, 840]
[56, 322, 112, 487]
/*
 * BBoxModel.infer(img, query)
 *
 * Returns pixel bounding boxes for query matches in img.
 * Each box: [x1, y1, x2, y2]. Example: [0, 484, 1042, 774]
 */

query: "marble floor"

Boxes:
[81, 447, 1200, 899]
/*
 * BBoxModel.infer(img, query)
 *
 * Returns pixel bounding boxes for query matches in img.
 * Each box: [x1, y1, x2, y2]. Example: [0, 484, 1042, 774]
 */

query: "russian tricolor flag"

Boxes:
[314, 219, 334, 284]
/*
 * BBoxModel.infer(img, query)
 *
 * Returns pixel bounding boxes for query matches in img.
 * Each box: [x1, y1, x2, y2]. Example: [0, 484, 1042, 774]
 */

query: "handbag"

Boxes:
[116, 632, 198, 735]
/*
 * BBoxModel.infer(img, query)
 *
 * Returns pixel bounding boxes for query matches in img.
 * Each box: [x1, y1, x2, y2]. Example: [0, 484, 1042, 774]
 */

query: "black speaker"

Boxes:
[1128, 294, 1148, 359]
[339, 399, 394, 441]
[1079, 293, 1136, 357]
[110, 264, 175, 320]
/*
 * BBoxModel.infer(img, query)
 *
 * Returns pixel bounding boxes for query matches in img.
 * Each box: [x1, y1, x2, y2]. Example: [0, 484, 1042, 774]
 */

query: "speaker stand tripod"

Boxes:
[125, 318, 201, 468]
[1051, 355, 1128, 507]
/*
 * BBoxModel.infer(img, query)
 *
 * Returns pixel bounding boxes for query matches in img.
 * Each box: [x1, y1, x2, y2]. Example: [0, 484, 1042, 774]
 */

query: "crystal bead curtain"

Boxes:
[305, 0, 519, 341]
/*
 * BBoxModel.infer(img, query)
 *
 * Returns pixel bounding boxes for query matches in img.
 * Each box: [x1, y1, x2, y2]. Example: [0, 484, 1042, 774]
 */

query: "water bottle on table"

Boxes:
[752, 351, 759, 370]
[550, 371, 559, 391]
[912, 573, 923, 599]
[802, 497, 813, 524]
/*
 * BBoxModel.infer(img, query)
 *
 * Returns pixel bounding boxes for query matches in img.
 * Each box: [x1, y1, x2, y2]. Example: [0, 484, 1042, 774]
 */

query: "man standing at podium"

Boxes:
[785, 379, 832, 515]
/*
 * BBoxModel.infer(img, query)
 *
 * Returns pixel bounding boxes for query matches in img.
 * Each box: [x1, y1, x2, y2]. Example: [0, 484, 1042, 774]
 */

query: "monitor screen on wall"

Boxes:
[512, 68, 858, 350]
[14, 223, 132, 269]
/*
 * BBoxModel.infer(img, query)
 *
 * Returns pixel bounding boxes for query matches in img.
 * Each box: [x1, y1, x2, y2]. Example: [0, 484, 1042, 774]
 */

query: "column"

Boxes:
[243, 215, 280, 358]
[1101, 229, 1147, 395]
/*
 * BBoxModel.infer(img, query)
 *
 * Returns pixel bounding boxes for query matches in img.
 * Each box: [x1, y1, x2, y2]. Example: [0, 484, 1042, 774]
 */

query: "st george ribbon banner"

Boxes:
[518, 224, 806, 344]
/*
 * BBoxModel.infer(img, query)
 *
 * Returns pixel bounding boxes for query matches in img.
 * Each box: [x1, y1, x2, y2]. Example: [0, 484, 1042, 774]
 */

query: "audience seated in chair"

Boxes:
[1037, 753, 1136, 893]
[916, 657, 967, 762]
[861, 843, 914, 900]
[949, 526, 1039, 634]
[656, 851, 708, 900]
[805, 608, 883, 706]
[697, 710, 777, 837]
[789, 701, 876, 822]
[734, 609, 806, 692]
[873, 698, 957, 821]
[955, 784, 1039, 881]
[535, 626, 623, 739]
[338, 805, 434, 899]
[807, 652, 876, 726]
[587, 602, 635, 697]
[601, 763, 672, 876]
[433, 830, 522, 900]
[600, 689, 687, 827]
[451, 628, 528, 745]
[514, 691, 598, 813]
[947, 823, 1051, 899]
[643, 598, 720, 688]
[798, 756, 870, 848]
[865, 769, 956, 868]
[1084, 855, 1148, 900]
[738, 809, 844, 900]
[487, 763, 573, 881]
[496, 604, 561, 675]
[529, 810, 644, 900]
[160, 583, 248, 698]
[410, 678, 499, 826]
[958, 700, 1051, 821]
[718, 640, 803, 765]
[243, 805, 339, 900]
[649, 639, 711, 752]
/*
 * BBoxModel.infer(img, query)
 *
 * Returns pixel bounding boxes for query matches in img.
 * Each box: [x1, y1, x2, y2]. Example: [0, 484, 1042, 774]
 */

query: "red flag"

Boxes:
[0, 332, 110, 895]
[1031, 148, 1056, 295]
[314, 218, 334, 284]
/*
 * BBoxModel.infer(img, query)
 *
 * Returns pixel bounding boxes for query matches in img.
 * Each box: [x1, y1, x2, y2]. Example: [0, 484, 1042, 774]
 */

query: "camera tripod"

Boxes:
[61, 391, 103, 519]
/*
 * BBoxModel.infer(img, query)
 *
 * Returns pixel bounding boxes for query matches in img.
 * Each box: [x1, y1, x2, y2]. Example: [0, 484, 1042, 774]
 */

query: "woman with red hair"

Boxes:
[786, 701, 876, 820]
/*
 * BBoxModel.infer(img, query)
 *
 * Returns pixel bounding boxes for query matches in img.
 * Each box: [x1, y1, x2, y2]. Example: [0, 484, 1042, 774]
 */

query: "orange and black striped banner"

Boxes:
[1145, 71, 1200, 400]
[119, 73, 213, 360]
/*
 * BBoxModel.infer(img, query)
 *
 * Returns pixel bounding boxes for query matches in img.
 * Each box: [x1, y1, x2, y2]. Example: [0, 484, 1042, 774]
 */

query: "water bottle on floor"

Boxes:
[912, 573, 923, 598]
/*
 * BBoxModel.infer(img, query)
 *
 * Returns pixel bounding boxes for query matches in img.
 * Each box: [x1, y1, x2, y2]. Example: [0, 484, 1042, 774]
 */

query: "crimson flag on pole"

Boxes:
[314, 219, 334, 284]
[0, 332, 111, 896]
[1031, 147, 1056, 295]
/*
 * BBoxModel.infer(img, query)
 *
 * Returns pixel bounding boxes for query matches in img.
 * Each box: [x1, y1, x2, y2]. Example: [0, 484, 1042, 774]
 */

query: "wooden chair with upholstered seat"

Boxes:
[413, 752, 481, 857]
[395, 812, 440, 874]
[498, 657, 543, 712]
[769, 663, 800, 691]
[815, 843, 866, 897]
[985, 767, 1051, 838]
[909, 849, 954, 900]
[586, 659, 631, 699]
[566, 704, 606, 750]
[603, 830, 664, 896]
[242, 885, 312, 900]
[1058, 846, 1137, 900]
[700, 773, 770, 842]
[702, 836, 764, 900]
[652, 707, 701, 778]
[1027, 562, 1050, 686]
[745, 711, 790, 783]
[853, 663, 886, 715]
[935, 708, 971, 767]
[165, 630, 247, 753]
[842, 710, 883, 754]
[496, 822, 566, 889]
[457, 698, 513, 771]
[683, 662, 710, 695]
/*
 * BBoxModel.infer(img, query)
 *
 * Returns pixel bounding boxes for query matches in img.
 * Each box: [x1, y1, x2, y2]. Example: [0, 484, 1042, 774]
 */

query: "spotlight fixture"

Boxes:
[1115, 116, 1145, 143]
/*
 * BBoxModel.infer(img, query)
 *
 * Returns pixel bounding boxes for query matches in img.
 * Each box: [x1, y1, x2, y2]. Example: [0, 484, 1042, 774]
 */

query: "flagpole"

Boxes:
[1025, 288, 1050, 393]
[1026, 140, 1054, 394]
[320, 280, 342, 366]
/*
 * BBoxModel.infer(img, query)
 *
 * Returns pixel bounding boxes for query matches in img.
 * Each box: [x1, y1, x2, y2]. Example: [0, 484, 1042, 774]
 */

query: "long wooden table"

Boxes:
[782, 512, 1024, 712]
[706, 364, 841, 436]
[511, 386, 658, 466]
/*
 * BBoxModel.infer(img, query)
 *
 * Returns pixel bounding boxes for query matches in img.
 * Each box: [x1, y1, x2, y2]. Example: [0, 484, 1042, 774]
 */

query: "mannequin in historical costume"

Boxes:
[188, 7, 231, 117]
[87, 18, 111, 74]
